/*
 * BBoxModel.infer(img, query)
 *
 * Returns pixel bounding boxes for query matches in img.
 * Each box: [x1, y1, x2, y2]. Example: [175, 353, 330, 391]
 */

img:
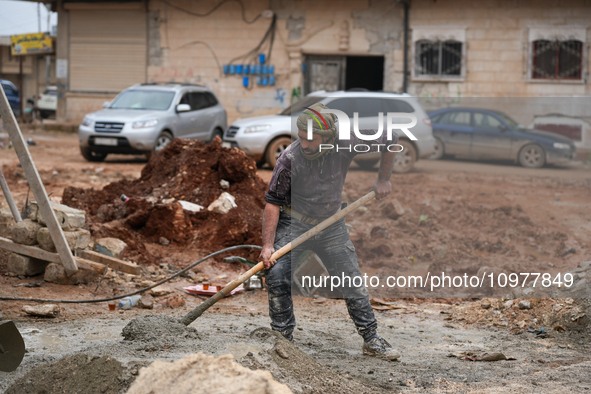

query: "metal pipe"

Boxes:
[0, 168, 22, 223]
[402, 0, 409, 93]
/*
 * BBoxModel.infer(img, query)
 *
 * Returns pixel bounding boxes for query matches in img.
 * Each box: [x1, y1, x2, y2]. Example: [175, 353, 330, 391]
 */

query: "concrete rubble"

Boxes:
[126, 353, 292, 394]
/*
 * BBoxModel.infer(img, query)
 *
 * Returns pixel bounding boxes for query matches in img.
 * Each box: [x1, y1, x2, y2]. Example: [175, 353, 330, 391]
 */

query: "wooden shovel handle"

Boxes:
[181, 191, 376, 326]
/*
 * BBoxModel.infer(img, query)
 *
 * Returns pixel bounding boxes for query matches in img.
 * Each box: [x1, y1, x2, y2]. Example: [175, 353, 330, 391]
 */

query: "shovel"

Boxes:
[0, 320, 26, 372]
[181, 191, 376, 326]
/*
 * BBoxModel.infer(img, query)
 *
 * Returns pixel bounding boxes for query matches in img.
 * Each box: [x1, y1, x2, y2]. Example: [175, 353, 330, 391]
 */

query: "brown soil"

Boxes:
[61, 138, 267, 265]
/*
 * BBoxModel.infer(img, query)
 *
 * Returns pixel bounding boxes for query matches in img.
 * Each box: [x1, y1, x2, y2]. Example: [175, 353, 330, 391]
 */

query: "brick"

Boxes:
[44, 262, 98, 285]
[31, 201, 86, 230]
[10, 219, 43, 246]
[36, 227, 91, 252]
[6, 253, 49, 276]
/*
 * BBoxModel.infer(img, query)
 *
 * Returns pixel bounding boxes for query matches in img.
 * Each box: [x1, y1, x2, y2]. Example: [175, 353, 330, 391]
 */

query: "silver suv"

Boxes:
[223, 91, 435, 173]
[78, 83, 226, 161]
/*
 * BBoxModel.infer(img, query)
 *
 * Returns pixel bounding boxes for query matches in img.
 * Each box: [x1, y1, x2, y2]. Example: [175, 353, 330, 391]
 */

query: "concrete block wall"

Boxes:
[409, 0, 591, 99]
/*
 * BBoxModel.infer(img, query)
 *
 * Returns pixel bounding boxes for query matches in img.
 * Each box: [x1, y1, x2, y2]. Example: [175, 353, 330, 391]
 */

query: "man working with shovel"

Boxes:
[260, 103, 401, 360]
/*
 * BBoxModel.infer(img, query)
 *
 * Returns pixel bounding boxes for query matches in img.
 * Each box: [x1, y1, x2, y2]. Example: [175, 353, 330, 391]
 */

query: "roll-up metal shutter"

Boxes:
[70, 9, 146, 92]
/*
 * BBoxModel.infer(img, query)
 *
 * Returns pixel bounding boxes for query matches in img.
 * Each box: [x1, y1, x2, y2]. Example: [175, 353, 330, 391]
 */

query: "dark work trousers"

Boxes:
[266, 212, 378, 341]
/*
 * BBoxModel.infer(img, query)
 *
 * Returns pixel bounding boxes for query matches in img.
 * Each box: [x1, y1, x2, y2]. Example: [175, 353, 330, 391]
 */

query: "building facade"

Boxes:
[52, 0, 590, 126]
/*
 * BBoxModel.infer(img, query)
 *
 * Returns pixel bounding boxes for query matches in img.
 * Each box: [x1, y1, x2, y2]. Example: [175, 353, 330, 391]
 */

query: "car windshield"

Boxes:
[110, 90, 175, 110]
[279, 96, 324, 116]
[495, 112, 521, 128]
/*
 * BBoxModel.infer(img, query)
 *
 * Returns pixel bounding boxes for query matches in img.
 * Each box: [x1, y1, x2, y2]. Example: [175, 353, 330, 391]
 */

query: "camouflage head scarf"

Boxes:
[296, 103, 337, 166]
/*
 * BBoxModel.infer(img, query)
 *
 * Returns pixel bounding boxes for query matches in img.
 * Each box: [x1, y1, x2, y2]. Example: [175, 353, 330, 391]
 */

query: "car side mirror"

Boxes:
[176, 103, 191, 113]
[102, 101, 111, 108]
[498, 124, 508, 132]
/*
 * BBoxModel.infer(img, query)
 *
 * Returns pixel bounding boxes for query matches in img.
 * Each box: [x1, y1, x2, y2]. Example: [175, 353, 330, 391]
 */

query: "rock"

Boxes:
[0, 209, 16, 225]
[369, 226, 389, 239]
[581, 261, 591, 270]
[125, 352, 292, 394]
[36, 227, 91, 252]
[159, 237, 170, 246]
[43, 263, 98, 285]
[30, 201, 85, 230]
[433, 244, 448, 259]
[138, 295, 154, 309]
[10, 219, 42, 245]
[519, 300, 531, 310]
[150, 286, 173, 297]
[22, 304, 59, 318]
[480, 300, 491, 309]
[207, 192, 237, 214]
[6, 253, 49, 276]
[220, 179, 230, 190]
[503, 300, 514, 309]
[94, 237, 127, 258]
[381, 199, 405, 220]
[166, 295, 186, 308]
[559, 247, 576, 257]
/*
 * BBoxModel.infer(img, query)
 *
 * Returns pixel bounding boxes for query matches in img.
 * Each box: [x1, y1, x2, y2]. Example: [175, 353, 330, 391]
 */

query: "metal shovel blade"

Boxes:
[0, 320, 26, 372]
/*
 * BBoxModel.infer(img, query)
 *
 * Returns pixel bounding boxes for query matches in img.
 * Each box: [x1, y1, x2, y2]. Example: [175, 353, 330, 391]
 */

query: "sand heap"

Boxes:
[126, 352, 292, 394]
[62, 139, 267, 264]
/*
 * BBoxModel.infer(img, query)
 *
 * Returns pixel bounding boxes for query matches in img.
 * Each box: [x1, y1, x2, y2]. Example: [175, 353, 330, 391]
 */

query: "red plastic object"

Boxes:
[183, 284, 244, 297]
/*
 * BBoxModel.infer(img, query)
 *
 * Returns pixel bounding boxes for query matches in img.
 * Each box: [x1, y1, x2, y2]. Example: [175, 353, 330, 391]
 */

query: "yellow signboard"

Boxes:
[10, 33, 53, 56]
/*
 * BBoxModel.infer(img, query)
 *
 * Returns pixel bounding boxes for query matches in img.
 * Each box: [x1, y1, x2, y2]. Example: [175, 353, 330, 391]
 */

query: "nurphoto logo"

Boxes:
[303, 106, 418, 153]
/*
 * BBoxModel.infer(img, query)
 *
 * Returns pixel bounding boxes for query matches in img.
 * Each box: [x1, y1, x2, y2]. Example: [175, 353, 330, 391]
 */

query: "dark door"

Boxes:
[471, 112, 513, 159]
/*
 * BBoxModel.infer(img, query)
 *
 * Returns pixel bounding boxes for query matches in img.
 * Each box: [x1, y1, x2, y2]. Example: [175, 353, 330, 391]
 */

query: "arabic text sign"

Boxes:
[11, 33, 53, 56]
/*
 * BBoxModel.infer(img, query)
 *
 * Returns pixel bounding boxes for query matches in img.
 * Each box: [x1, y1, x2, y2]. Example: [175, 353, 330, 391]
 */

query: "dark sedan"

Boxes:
[428, 108, 576, 168]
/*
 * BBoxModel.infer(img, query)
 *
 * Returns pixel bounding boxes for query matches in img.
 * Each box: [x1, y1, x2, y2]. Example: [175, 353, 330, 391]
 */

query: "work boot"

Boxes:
[362, 336, 401, 360]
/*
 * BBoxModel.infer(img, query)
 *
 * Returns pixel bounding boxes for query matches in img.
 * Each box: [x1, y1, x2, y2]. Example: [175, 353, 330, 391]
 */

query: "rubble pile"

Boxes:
[62, 139, 267, 264]
[2, 202, 96, 284]
[126, 352, 292, 394]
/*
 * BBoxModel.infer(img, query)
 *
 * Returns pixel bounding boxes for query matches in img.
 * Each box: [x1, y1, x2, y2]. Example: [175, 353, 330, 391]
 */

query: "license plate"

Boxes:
[94, 138, 118, 146]
[221, 142, 232, 149]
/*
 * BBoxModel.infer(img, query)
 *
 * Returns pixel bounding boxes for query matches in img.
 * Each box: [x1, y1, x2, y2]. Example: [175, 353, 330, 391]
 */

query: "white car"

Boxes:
[37, 86, 57, 118]
[223, 91, 436, 172]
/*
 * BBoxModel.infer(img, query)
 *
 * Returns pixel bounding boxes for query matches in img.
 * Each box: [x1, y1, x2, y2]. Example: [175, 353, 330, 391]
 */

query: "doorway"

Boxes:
[304, 55, 384, 94]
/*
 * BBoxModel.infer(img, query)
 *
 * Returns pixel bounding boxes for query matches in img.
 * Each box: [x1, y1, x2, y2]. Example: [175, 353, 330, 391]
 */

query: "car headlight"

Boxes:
[81, 117, 93, 127]
[132, 119, 159, 129]
[553, 142, 570, 150]
[244, 124, 271, 134]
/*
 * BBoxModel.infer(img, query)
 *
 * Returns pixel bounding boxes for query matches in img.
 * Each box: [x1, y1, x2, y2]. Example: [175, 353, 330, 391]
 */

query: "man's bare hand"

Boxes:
[371, 179, 392, 200]
[260, 245, 277, 269]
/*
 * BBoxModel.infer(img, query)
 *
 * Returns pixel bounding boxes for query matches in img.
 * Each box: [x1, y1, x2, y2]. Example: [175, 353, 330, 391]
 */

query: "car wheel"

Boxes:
[356, 159, 379, 170]
[80, 146, 107, 162]
[429, 137, 444, 160]
[265, 137, 292, 168]
[210, 128, 224, 143]
[393, 140, 416, 173]
[154, 131, 174, 153]
[518, 144, 545, 168]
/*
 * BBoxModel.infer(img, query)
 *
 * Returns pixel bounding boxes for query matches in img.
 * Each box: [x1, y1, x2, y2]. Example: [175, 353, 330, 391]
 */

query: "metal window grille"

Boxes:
[532, 40, 583, 79]
[416, 40, 462, 77]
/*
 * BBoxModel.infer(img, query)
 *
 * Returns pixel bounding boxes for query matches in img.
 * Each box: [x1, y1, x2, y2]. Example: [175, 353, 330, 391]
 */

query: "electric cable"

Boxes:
[0, 245, 262, 304]
[163, 0, 263, 24]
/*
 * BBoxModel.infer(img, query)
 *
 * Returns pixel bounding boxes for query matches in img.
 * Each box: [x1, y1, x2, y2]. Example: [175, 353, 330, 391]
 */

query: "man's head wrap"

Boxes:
[296, 103, 338, 166]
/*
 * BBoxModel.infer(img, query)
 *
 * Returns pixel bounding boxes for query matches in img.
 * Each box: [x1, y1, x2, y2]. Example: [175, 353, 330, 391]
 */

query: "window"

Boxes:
[416, 40, 462, 77]
[532, 40, 583, 79]
[326, 98, 354, 118]
[473, 113, 502, 129]
[439, 111, 471, 126]
[383, 99, 415, 113]
[110, 90, 175, 111]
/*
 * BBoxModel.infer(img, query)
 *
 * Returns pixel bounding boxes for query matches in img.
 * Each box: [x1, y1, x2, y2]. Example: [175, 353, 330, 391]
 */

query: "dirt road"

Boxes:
[1, 131, 590, 392]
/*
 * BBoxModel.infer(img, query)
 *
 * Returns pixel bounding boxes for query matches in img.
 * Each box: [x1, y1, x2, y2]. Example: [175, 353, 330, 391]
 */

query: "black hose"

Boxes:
[0, 245, 262, 304]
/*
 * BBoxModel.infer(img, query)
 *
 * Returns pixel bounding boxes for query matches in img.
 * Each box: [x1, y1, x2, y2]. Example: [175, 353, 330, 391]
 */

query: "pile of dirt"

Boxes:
[62, 139, 267, 264]
[5, 354, 142, 394]
[122, 314, 199, 342]
[239, 328, 391, 394]
[126, 352, 292, 394]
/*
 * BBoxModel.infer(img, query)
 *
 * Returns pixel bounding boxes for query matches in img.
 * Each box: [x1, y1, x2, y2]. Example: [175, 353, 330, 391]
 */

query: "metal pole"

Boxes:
[0, 169, 22, 223]
[402, 0, 409, 93]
